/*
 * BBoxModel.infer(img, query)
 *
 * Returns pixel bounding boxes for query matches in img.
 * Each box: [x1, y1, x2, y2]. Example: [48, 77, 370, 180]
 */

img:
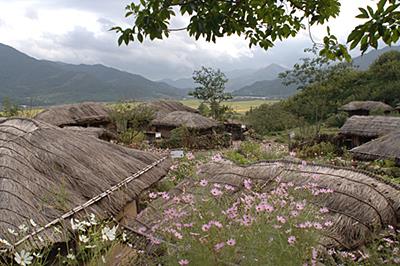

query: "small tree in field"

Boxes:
[189, 67, 232, 120]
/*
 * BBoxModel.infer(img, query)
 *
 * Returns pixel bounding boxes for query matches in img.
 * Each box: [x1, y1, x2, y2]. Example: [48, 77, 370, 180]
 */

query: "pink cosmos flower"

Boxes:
[211, 221, 223, 228]
[295, 202, 305, 210]
[290, 210, 299, 217]
[288, 236, 296, 245]
[244, 179, 252, 190]
[212, 154, 222, 162]
[277, 216, 286, 224]
[179, 259, 189, 265]
[214, 242, 225, 251]
[226, 239, 236, 246]
[148, 192, 157, 199]
[199, 179, 208, 187]
[319, 207, 329, 213]
[224, 185, 235, 191]
[211, 188, 223, 197]
[202, 224, 211, 232]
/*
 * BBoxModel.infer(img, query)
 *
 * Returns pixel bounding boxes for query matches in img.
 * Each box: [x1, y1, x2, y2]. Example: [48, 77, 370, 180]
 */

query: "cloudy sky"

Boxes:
[0, 0, 381, 80]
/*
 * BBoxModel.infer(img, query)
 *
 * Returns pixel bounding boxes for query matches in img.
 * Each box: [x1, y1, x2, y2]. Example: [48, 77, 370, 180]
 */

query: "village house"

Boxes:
[339, 101, 393, 116]
[340, 115, 400, 147]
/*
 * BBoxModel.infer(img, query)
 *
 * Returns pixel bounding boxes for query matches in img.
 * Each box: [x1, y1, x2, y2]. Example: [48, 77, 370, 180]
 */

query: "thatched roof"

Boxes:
[396, 104, 400, 111]
[0, 118, 170, 251]
[34, 102, 112, 127]
[340, 115, 400, 137]
[130, 160, 400, 250]
[145, 100, 198, 119]
[339, 101, 393, 112]
[151, 111, 220, 130]
[351, 131, 400, 163]
[63, 126, 117, 141]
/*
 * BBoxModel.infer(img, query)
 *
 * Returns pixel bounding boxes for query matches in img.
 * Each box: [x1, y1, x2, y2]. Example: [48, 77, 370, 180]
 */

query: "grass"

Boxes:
[180, 99, 278, 114]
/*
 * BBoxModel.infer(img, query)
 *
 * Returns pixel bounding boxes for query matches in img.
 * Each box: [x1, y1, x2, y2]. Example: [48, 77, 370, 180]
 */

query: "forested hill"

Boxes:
[0, 43, 184, 106]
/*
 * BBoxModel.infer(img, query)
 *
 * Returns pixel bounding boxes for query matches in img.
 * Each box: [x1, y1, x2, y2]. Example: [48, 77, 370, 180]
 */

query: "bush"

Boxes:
[324, 112, 348, 128]
[297, 142, 337, 159]
[245, 103, 302, 135]
[224, 141, 286, 165]
[160, 127, 231, 149]
[109, 102, 155, 132]
[117, 129, 146, 146]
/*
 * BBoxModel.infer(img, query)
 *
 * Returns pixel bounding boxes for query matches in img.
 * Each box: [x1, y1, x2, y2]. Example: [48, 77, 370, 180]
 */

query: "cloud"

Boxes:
[0, 0, 397, 80]
[25, 8, 38, 20]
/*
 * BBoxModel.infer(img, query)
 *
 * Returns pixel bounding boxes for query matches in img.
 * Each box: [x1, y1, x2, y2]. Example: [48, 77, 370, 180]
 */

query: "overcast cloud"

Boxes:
[0, 0, 385, 80]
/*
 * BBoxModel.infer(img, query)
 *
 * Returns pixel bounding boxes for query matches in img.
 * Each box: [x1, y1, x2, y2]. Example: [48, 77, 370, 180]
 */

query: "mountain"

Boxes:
[161, 77, 195, 90]
[233, 79, 297, 98]
[226, 64, 288, 91]
[352, 46, 400, 70]
[0, 43, 184, 106]
[162, 64, 288, 92]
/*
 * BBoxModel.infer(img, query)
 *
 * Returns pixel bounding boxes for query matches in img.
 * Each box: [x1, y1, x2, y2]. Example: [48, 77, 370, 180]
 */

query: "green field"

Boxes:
[180, 99, 278, 114]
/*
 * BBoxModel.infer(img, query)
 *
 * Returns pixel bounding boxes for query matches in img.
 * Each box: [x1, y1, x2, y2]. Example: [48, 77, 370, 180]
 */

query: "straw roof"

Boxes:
[0, 118, 171, 251]
[34, 102, 111, 127]
[63, 126, 117, 141]
[145, 100, 198, 119]
[351, 131, 400, 163]
[396, 104, 400, 111]
[339, 101, 393, 112]
[131, 160, 400, 250]
[340, 115, 400, 137]
[151, 111, 220, 130]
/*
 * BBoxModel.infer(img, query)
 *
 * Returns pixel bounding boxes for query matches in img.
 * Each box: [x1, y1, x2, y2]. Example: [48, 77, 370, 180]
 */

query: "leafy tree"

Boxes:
[189, 67, 232, 120]
[279, 45, 353, 90]
[113, 0, 400, 60]
[1, 97, 20, 117]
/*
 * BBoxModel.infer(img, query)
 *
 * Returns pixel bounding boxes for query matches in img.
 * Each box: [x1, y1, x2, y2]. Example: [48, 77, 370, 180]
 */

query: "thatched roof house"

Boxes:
[145, 100, 198, 119]
[396, 104, 400, 113]
[63, 126, 117, 141]
[34, 102, 112, 128]
[131, 161, 400, 250]
[351, 131, 400, 165]
[339, 101, 393, 116]
[150, 111, 221, 138]
[340, 115, 400, 146]
[0, 118, 170, 251]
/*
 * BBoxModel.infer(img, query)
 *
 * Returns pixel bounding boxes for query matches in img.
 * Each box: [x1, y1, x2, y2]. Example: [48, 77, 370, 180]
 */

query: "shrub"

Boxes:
[224, 141, 286, 165]
[324, 112, 348, 128]
[117, 129, 146, 146]
[109, 102, 155, 132]
[244, 103, 302, 135]
[297, 142, 337, 159]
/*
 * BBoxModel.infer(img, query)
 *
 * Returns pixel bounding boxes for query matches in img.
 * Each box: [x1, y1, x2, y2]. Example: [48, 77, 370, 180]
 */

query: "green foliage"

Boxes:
[197, 102, 210, 117]
[110, 102, 155, 132]
[224, 141, 286, 165]
[189, 67, 233, 120]
[297, 142, 337, 160]
[114, 0, 399, 60]
[324, 112, 348, 128]
[245, 103, 303, 135]
[1, 97, 20, 117]
[117, 129, 146, 146]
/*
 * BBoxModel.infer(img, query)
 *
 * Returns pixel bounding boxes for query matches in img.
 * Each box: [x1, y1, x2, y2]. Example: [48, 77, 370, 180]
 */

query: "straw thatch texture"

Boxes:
[145, 100, 198, 119]
[63, 126, 117, 141]
[0, 118, 171, 251]
[339, 101, 393, 112]
[340, 115, 400, 137]
[34, 102, 112, 127]
[351, 131, 400, 164]
[151, 111, 220, 130]
[131, 160, 400, 250]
